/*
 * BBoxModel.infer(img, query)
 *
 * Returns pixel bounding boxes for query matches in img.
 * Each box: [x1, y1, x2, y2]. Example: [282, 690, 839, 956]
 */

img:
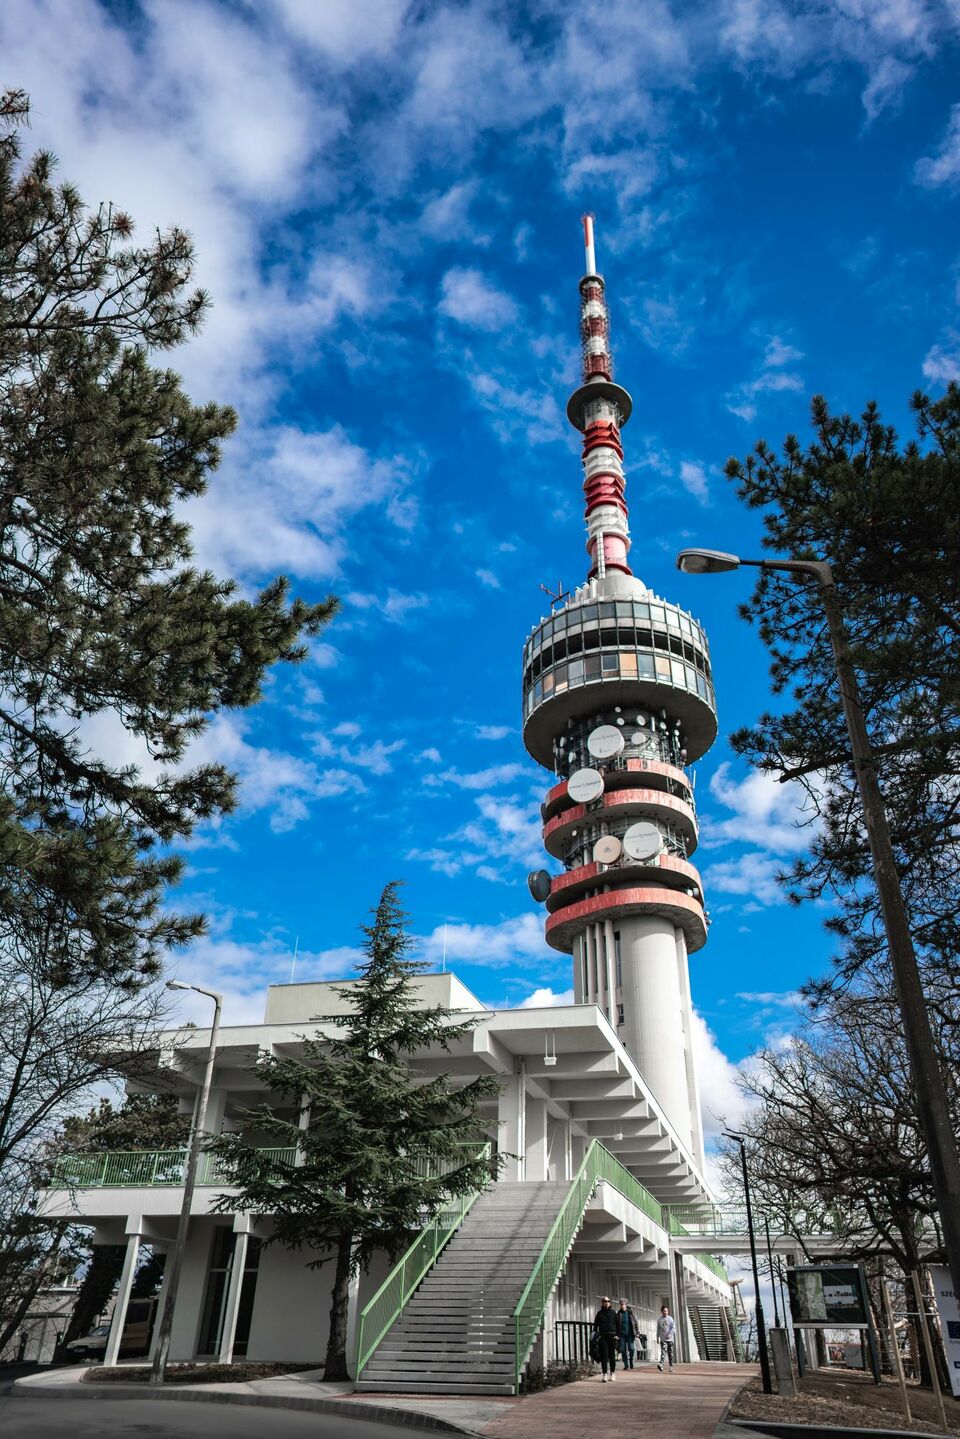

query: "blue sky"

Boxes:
[4, 0, 959, 1135]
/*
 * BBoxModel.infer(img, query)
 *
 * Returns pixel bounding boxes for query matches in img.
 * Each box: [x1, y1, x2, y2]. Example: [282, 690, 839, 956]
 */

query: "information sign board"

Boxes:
[787, 1265, 868, 1328]
[929, 1265, 960, 1399]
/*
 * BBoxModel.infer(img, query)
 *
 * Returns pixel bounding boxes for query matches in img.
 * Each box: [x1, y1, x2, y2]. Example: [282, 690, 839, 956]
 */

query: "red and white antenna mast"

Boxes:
[567, 215, 634, 582]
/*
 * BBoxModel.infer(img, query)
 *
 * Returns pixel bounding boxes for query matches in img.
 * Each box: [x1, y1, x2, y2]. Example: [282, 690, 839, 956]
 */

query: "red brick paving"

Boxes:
[480, 1361, 757, 1439]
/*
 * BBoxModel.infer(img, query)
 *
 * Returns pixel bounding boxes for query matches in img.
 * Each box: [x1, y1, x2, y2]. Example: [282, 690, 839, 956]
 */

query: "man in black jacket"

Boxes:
[593, 1295, 619, 1382]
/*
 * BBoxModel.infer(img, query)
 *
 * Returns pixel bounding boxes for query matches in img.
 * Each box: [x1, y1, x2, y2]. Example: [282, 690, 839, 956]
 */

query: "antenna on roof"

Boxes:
[289, 935, 299, 984]
[441, 923, 447, 974]
[540, 580, 569, 611]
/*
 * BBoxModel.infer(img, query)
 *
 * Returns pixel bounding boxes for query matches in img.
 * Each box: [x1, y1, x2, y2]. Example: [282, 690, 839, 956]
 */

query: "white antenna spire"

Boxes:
[582, 213, 597, 276]
[441, 923, 447, 974]
[289, 935, 299, 984]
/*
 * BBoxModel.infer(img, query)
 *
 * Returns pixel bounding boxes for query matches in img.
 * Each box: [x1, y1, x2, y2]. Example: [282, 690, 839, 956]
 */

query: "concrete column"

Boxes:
[604, 918, 618, 1029]
[584, 924, 597, 1006]
[618, 915, 694, 1151]
[578, 926, 587, 1007]
[526, 1097, 549, 1181]
[769, 1328, 797, 1396]
[103, 1221, 142, 1368]
[497, 1066, 524, 1182]
[217, 1217, 252, 1364]
[675, 929, 706, 1169]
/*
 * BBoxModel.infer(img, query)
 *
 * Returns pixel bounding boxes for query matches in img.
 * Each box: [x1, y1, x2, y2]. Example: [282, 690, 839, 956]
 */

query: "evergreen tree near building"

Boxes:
[209, 882, 501, 1380]
[724, 386, 960, 998]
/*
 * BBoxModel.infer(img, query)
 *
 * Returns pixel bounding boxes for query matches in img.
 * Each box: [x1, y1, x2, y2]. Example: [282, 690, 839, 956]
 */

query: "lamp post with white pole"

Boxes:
[149, 979, 223, 1384]
[678, 547, 960, 1305]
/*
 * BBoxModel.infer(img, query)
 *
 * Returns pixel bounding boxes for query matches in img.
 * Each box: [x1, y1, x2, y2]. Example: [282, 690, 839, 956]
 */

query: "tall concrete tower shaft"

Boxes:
[523, 218, 718, 1168]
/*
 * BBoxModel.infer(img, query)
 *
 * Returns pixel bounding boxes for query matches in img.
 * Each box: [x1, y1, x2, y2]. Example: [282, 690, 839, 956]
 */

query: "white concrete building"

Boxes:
[43, 972, 733, 1390]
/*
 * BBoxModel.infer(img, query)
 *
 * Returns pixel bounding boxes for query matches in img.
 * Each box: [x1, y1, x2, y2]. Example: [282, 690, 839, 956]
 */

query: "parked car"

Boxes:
[65, 1298, 156, 1361]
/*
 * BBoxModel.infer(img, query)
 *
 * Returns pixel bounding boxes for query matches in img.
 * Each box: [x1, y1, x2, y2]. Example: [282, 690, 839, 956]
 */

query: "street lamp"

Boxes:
[724, 1131, 772, 1393]
[680, 548, 960, 1304]
[149, 980, 223, 1385]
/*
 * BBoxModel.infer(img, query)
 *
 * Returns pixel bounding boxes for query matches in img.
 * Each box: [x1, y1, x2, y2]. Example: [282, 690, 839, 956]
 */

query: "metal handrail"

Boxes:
[355, 1143, 493, 1377]
[48, 1146, 298, 1189]
[512, 1141, 666, 1390]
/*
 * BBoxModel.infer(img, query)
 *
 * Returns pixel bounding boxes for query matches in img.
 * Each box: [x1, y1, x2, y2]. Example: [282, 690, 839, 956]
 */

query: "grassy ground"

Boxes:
[83, 1361, 319, 1384]
[730, 1367, 960, 1435]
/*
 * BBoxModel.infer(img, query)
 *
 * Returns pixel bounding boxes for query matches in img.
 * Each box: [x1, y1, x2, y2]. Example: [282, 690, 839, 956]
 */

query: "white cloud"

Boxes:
[691, 1008, 755, 1140]
[475, 725, 511, 741]
[702, 851, 785, 906]
[414, 912, 552, 969]
[312, 728, 405, 777]
[265, 0, 410, 62]
[188, 425, 417, 583]
[922, 336, 960, 385]
[726, 334, 805, 422]
[476, 568, 502, 589]
[192, 713, 359, 832]
[165, 931, 358, 1026]
[346, 590, 429, 624]
[518, 986, 575, 1008]
[707, 762, 812, 854]
[421, 180, 490, 245]
[915, 102, 960, 188]
[679, 460, 710, 504]
[424, 763, 528, 791]
[438, 267, 519, 331]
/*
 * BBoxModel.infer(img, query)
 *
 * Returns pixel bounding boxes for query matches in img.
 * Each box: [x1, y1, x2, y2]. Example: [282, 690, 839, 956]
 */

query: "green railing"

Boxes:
[355, 1144, 493, 1378]
[48, 1146, 297, 1189]
[694, 1251, 730, 1283]
[512, 1140, 666, 1390]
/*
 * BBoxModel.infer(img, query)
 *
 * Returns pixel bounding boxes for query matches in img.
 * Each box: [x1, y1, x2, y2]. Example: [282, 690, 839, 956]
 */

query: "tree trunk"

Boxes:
[323, 1228, 353, 1381]
[61, 1244, 125, 1349]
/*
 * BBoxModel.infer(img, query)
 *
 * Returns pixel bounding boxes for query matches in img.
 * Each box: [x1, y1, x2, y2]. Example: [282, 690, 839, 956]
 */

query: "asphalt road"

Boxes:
[0, 1395, 420, 1438]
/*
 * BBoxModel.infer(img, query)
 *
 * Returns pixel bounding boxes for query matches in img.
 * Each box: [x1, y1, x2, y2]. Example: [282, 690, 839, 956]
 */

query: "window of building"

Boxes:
[617, 1004, 625, 1026]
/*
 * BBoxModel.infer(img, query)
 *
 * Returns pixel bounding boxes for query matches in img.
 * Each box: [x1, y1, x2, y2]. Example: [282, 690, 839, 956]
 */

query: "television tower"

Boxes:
[523, 217, 718, 1165]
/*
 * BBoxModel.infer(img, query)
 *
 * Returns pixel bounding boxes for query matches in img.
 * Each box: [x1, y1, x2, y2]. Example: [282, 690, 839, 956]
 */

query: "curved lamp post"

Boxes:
[678, 548, 960, 1304]
[149, 980, 223, 1384]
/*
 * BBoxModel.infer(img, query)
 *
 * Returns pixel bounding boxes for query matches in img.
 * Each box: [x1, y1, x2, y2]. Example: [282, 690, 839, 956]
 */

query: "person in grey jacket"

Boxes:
[656, 1304, 676, 1371]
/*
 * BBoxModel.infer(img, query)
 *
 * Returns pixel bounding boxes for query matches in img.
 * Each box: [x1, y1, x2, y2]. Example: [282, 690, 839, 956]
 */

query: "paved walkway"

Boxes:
[479, 1362, 757, 1439]
[14, 1360, 755, 1437]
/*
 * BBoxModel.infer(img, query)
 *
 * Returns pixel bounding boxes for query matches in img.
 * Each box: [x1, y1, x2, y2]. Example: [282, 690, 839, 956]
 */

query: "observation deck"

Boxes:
[521, 593, 717, 768]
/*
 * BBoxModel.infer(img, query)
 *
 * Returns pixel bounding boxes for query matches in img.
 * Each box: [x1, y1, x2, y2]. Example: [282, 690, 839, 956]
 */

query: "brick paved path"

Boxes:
[480, 1362, 757, 1439]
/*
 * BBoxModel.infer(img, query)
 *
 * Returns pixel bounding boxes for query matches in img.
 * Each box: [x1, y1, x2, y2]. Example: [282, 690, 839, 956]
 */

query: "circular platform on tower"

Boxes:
[521, 594, 717, 767]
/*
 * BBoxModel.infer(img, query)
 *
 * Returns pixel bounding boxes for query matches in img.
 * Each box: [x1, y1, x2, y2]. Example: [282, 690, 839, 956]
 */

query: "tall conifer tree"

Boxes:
[210, 883, 500, 1380]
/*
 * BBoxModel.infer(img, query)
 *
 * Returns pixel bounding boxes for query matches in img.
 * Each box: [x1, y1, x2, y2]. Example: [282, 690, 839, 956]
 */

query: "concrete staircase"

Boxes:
[356, 1180, 569, 1394]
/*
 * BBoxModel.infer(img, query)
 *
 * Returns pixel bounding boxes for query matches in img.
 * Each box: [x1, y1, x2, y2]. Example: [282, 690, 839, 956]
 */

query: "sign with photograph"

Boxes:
[787, 1265, 869, 1328]
[929, 1265, 960, 1399]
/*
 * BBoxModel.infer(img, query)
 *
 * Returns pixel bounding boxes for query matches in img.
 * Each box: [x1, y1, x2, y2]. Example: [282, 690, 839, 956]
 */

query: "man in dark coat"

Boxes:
[593, 1295, 619, 1381]
[617, 1299, 637, 1368]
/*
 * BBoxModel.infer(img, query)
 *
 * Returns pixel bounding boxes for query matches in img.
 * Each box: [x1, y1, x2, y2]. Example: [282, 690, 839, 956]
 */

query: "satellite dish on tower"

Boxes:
[587, 725, 624, 760]
[623, 821, 663, 862]
[567, 767, 605, 804]
[527, 869, 552, 903]
[593, 834, 623, 865]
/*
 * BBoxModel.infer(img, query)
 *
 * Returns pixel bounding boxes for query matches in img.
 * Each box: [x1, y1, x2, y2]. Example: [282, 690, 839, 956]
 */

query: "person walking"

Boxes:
[656, 1304, 676, 1372]
[593, 1296, 619, 1382]
[616, 1299, 636, 1369]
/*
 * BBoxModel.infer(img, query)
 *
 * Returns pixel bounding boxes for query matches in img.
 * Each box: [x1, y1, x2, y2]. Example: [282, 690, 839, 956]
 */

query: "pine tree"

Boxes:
[0, 90, 336, 984]
[209, 882, 501, 1379]
[724, 386, 960, 998]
